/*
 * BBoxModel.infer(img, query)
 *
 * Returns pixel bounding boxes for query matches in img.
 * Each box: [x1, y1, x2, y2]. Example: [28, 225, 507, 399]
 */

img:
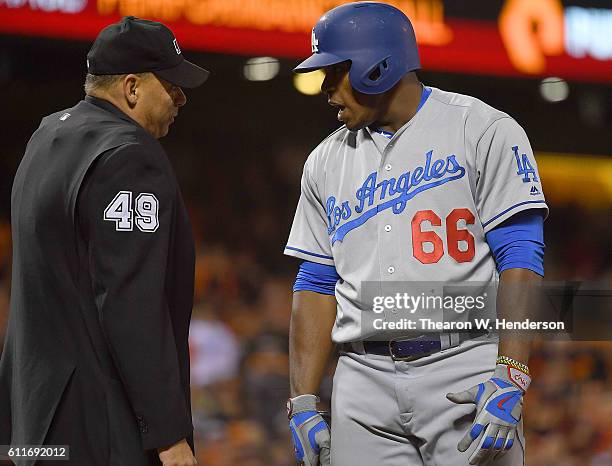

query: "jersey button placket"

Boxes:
[379, 150, 397, 280]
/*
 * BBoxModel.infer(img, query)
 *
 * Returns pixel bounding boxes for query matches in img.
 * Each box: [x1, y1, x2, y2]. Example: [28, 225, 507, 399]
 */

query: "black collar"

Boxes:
[84, 95, 141, 128]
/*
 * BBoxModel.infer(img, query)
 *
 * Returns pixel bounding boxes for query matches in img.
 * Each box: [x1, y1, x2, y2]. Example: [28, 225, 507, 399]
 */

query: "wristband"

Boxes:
[496, 355, 530, 375]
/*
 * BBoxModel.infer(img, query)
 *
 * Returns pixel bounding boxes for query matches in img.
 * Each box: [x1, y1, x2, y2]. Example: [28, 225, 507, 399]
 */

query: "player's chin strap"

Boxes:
[446, 358, 531, 465]
[287, 394, 331, 466]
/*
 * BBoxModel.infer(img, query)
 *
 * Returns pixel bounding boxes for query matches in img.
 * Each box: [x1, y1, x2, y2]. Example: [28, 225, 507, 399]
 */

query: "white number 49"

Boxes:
[104, 191, 159, 233]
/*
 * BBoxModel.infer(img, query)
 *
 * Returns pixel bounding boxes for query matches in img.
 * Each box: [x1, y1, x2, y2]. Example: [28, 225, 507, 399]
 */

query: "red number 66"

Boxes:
[411, 208, 476, 264]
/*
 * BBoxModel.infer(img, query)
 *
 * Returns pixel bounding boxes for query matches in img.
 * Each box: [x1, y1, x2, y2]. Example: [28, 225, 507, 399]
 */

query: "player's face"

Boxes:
[321, 62, 384, 131]
[137, 74, 187, 139]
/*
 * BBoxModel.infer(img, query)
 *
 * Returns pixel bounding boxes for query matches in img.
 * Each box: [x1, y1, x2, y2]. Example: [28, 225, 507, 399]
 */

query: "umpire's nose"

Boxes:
[174, 87, 187, 107]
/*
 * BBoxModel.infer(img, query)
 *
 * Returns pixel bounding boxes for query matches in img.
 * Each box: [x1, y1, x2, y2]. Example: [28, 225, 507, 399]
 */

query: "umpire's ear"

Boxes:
[122, 74, 142, 108]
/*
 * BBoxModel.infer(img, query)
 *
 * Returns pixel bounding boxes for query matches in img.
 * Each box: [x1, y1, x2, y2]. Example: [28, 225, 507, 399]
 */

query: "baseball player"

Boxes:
[284, 3, 546, 466]
[0, 17, 207, 466]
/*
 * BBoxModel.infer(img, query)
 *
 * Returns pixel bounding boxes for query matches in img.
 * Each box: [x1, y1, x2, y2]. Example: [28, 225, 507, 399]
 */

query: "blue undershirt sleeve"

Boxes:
[293, 260, 340, 295]
[485, 209, 545, 276]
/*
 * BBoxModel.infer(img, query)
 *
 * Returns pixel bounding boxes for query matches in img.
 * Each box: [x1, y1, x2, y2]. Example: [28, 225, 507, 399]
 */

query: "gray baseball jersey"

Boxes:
[285, 87, 547, 343]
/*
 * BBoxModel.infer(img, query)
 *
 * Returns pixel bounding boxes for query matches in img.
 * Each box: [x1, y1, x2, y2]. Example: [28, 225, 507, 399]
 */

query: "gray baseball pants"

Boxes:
[331, 337, 525, 465]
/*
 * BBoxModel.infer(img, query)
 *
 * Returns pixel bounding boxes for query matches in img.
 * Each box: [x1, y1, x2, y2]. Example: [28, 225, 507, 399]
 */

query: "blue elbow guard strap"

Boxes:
[293, 261, 340, 295]
[485, 210, 545, 276]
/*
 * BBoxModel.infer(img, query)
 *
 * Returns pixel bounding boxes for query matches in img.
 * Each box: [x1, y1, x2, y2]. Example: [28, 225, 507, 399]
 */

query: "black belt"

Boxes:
[358, 330, 488, 361]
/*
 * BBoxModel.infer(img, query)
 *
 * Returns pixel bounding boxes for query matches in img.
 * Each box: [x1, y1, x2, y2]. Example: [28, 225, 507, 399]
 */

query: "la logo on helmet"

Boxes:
[173, 38, 181, 55]
[311, 29, 319, 53]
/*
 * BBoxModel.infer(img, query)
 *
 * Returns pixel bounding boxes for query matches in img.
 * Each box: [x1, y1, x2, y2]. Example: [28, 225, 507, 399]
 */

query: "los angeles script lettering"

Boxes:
[326, 150, 466, 243]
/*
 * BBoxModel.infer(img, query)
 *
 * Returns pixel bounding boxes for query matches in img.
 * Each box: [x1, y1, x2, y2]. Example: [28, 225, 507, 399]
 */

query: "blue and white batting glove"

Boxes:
[446, 364, 531, 465]
[287, 394, 330, 466]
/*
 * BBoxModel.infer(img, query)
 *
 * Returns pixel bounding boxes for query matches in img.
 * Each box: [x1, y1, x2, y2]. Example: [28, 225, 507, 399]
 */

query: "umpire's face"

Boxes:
[134, 73, 187, 139]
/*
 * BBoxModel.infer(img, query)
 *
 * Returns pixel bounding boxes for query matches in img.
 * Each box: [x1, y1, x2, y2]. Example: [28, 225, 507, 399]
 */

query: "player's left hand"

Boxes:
[446, 364, 531, 465]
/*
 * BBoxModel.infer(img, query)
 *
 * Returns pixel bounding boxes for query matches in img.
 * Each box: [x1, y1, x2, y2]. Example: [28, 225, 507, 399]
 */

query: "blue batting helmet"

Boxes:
[294, 2, 420, 95]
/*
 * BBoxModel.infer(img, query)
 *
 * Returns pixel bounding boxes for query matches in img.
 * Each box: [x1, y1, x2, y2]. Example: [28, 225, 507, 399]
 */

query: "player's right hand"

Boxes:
[287, 394, 330, 466]
[157, 438, 198, 466]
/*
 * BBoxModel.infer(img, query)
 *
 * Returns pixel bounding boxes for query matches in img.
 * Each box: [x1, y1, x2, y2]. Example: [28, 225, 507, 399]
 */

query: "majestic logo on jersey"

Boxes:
[326, 150, 466, 244]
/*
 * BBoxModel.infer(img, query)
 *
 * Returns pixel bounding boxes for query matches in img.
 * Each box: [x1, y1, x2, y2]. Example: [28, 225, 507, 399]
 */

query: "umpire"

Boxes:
[0, 17, 208, 466]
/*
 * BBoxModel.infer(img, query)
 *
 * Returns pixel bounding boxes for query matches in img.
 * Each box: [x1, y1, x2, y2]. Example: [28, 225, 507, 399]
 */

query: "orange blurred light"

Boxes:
[499, 0, 564, 74]
[96, 0, 453, 46]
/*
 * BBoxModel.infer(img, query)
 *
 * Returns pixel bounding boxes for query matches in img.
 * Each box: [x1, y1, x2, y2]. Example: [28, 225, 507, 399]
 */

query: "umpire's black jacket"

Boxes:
[0, 96, 195, 465]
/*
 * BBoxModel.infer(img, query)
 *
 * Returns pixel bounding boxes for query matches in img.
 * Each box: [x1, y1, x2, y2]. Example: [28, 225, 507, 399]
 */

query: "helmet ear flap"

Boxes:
[355, 56, 392, 91]
[368, 59, 390, 82]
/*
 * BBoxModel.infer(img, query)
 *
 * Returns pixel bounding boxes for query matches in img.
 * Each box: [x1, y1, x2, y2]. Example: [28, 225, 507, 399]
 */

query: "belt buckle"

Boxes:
[388, 335, 441, 362]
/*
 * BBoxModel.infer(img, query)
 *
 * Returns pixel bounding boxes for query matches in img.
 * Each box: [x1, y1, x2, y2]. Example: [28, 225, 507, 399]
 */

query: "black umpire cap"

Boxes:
[87, 16, 209, 88]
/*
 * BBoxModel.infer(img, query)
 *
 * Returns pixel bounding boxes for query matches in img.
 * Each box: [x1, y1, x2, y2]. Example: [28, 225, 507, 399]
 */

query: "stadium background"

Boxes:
[0, 1, 611, 465]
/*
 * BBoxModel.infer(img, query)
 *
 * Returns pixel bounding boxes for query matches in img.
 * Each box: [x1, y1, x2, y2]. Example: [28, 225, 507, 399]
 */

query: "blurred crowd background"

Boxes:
[1, 6, 612, 465]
